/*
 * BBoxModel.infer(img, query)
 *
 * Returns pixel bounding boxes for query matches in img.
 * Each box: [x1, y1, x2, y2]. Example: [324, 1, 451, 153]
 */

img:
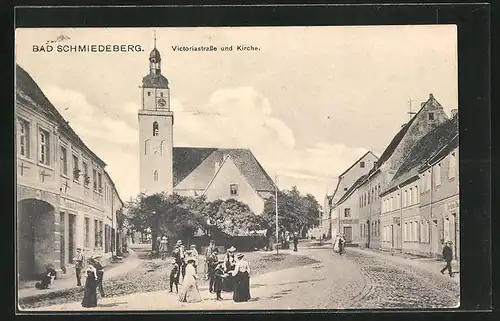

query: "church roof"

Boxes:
[15, 64, 106, 167]
[142, 74, 169, 89]
[149, 47, 161, 61]
[382, 115, 458, 195]
[173, 147, 276, 192]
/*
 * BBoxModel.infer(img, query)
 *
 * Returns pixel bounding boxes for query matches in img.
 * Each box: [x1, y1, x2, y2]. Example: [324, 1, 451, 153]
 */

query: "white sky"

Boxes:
[15, 26, 458, 204]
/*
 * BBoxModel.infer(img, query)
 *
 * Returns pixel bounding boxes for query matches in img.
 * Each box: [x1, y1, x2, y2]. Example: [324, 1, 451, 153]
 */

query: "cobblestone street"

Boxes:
[27, 242, 460, 311]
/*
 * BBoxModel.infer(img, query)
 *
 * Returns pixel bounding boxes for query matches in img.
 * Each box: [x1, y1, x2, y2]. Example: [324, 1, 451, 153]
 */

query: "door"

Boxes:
[391, 224, 394, 248]
[343, 226, 353, 243]
[431, 219, 439, 255]
[59, 212, 65, 269]
[68, 214, 75, 263]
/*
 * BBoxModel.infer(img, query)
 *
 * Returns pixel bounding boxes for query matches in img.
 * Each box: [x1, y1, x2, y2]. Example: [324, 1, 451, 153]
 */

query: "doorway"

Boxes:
[60, 212, 65, 269]
[68, 214, 76, 263]
[343, 226, 353, 243]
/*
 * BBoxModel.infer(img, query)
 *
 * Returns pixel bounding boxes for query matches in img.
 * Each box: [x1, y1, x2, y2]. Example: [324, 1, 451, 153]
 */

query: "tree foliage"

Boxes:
[262, 186, 321, 238]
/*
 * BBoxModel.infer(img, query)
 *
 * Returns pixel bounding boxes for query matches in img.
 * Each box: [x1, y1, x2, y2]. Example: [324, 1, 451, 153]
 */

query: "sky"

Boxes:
[15, 26, 458, 204]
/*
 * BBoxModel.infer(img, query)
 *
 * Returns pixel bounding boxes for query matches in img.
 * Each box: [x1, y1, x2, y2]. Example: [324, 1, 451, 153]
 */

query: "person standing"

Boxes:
[222, 246, 236, 292]
[90, 256, 105, 297]
[207, 251, 218, 293]
[213, 260, 226, 301]
[159, 236, 169, 260]
[440, 241, 454, 277]
[178, 258, 202, 303]
[81, 260, 98, 308]
[231, 253, 251, 302]
[169, 258, 180, 293]
[293, 232, 299, 252]
[172, 240, 184, 283]
[204, 240, 217, 280]
[155, 236, 162, 259]
[333, 235, 340, 253]
[73, 248, 85, 286]
[338, 235, 345, 255]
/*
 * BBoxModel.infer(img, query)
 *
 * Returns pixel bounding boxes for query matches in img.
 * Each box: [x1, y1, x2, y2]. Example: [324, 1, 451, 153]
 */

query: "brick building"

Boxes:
[16, 65, 124, 280]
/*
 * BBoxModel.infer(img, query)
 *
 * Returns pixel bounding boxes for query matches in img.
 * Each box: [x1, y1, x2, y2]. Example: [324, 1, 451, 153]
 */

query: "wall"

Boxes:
[358, 172, 384, 249]
[333, 189, 361, 246]
[204, 156, 265, 215]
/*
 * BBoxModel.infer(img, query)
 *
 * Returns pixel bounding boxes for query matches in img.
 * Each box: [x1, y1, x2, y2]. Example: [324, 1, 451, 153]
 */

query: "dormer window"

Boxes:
[360, 161, 365, 168]
[230, 184, 238, 196]
[428, 112, 435, 121]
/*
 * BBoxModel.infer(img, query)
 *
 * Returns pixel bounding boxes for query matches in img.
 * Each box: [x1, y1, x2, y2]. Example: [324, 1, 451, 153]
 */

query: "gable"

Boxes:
[173, 147, 276, 192]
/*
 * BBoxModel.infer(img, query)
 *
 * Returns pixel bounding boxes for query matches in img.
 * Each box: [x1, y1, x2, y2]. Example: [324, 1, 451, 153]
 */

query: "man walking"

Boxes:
[73, 248, 85, 286]
[440, 241, 454, 277]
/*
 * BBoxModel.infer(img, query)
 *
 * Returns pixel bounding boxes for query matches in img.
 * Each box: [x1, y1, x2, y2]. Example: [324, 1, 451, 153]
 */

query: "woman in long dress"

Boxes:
[81, 263, 98, 308]
[333, 235, 340, 253]
[222, 246, 236, 292]
[178, 258, 202, 303]
[231, 253, 251, 302]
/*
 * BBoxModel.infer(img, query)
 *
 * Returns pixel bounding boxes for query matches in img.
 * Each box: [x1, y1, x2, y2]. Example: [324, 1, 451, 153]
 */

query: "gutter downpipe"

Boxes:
[398, 184, 403, 253]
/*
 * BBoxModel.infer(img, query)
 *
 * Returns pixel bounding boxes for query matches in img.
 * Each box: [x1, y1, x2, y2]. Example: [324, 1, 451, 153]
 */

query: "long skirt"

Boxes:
[333, 241, 339, 253]
[233, 271, 251, 302]
[222, 273, 235, 292]
[178, 276, 202, 303]
[81, 274, 98, 307]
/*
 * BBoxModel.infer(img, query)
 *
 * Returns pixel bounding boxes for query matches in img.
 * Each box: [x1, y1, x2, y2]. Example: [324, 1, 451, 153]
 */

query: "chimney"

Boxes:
[451, 109, 458, 118]
[429, 93, 434, 99]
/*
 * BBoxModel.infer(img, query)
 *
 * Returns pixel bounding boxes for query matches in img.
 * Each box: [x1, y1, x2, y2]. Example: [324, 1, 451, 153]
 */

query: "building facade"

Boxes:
[380, 112, 459, 258]
[16, 65, 124, 280]
[323, 151, 379, 239]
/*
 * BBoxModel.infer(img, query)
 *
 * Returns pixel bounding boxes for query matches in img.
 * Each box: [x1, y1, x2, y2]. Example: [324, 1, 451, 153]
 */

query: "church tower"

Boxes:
[138, 35, 174, 195]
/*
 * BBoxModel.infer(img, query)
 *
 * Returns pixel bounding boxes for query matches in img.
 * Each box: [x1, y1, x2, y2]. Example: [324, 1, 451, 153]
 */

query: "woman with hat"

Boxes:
[222, 246, 236, 292]
[178, 257, 202, 303]
[81, 258, 98, 308]
[89, 255, 105, 297]
[230, 253, 251, 302]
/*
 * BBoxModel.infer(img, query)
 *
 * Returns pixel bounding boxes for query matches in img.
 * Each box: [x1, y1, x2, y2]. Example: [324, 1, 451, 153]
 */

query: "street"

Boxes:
[27, 241, 460, 311]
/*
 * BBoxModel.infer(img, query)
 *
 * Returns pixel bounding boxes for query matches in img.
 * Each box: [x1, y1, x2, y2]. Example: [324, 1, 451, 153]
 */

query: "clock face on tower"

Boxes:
[157, 98, 167, 107]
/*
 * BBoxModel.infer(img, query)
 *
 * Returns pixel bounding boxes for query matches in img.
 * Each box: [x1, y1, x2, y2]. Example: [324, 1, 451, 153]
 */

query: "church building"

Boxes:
[138, 42, 276, 215]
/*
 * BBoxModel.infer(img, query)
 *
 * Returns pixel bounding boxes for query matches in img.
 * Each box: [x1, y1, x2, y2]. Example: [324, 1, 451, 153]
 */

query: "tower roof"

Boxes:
[149, 47, 161, 61]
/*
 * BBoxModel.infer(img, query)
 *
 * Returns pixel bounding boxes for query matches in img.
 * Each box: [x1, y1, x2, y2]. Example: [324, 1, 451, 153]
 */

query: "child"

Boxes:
[213, 260, 227, 301]
[169, 258, 180, 293]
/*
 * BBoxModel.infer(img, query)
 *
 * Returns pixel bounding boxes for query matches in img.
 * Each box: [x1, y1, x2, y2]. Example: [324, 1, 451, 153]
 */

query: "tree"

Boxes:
[262, 186, 321, 240]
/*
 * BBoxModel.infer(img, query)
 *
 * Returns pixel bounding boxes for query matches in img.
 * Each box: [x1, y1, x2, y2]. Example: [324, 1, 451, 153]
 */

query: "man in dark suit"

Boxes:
[73, 248, 84, 286]
[440, 241, 454, 277]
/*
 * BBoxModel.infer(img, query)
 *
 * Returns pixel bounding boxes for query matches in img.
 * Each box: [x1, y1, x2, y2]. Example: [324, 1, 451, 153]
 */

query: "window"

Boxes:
[60, 146, 68, 175]
[72, 155, 80, 181]
[18, 119, 29, 158]
[99, 221, 103, 247]
[409, 188, 413, 205]
[39, 129, 50, 165]
[153, 121, 159, 136]
[344, 187, 348, 191]
[344, 208, 351, 217]
[84, 217, 90, 248]
[98, 172, 103, 193]
[360, 161, 365, 168]
[434, 164, 441, 186]
[448, 152, 456, 179]
[160, 92, 164, 97]
[93, 168, 97, 190]
[230, 184, 238, 196]
[404, 223, 408, 241]
[83, 162, 89, 187]
[428, 112, 435, 121]
[94, 219, 99, 248]
[415, 185, 419, 202]
[153, 170, 159, 182]
[426, 170, 432, 191]
[147, 91, 151, 96]
[403, 190, 407, 207]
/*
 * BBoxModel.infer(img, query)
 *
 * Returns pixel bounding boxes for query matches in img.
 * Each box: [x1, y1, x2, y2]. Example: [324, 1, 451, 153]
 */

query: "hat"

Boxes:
[236, 253, 244, 259]
[176, 240, 183, 245]
[190, 245, 196, 248]
[210, 240, 215, 244]
[227, 246, 236, 252]
[162, 236, 167, 240]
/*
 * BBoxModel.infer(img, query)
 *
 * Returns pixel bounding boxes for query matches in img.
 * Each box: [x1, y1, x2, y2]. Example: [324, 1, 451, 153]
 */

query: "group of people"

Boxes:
[333, 234, 346, 255]
[72, 248, 106, 308]
[170, 240, 251, 304]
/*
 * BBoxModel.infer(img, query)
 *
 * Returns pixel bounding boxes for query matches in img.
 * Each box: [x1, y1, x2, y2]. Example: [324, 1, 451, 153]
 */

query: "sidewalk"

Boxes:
[347, 247, 460, 284]
[18, 249, 140, 300]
